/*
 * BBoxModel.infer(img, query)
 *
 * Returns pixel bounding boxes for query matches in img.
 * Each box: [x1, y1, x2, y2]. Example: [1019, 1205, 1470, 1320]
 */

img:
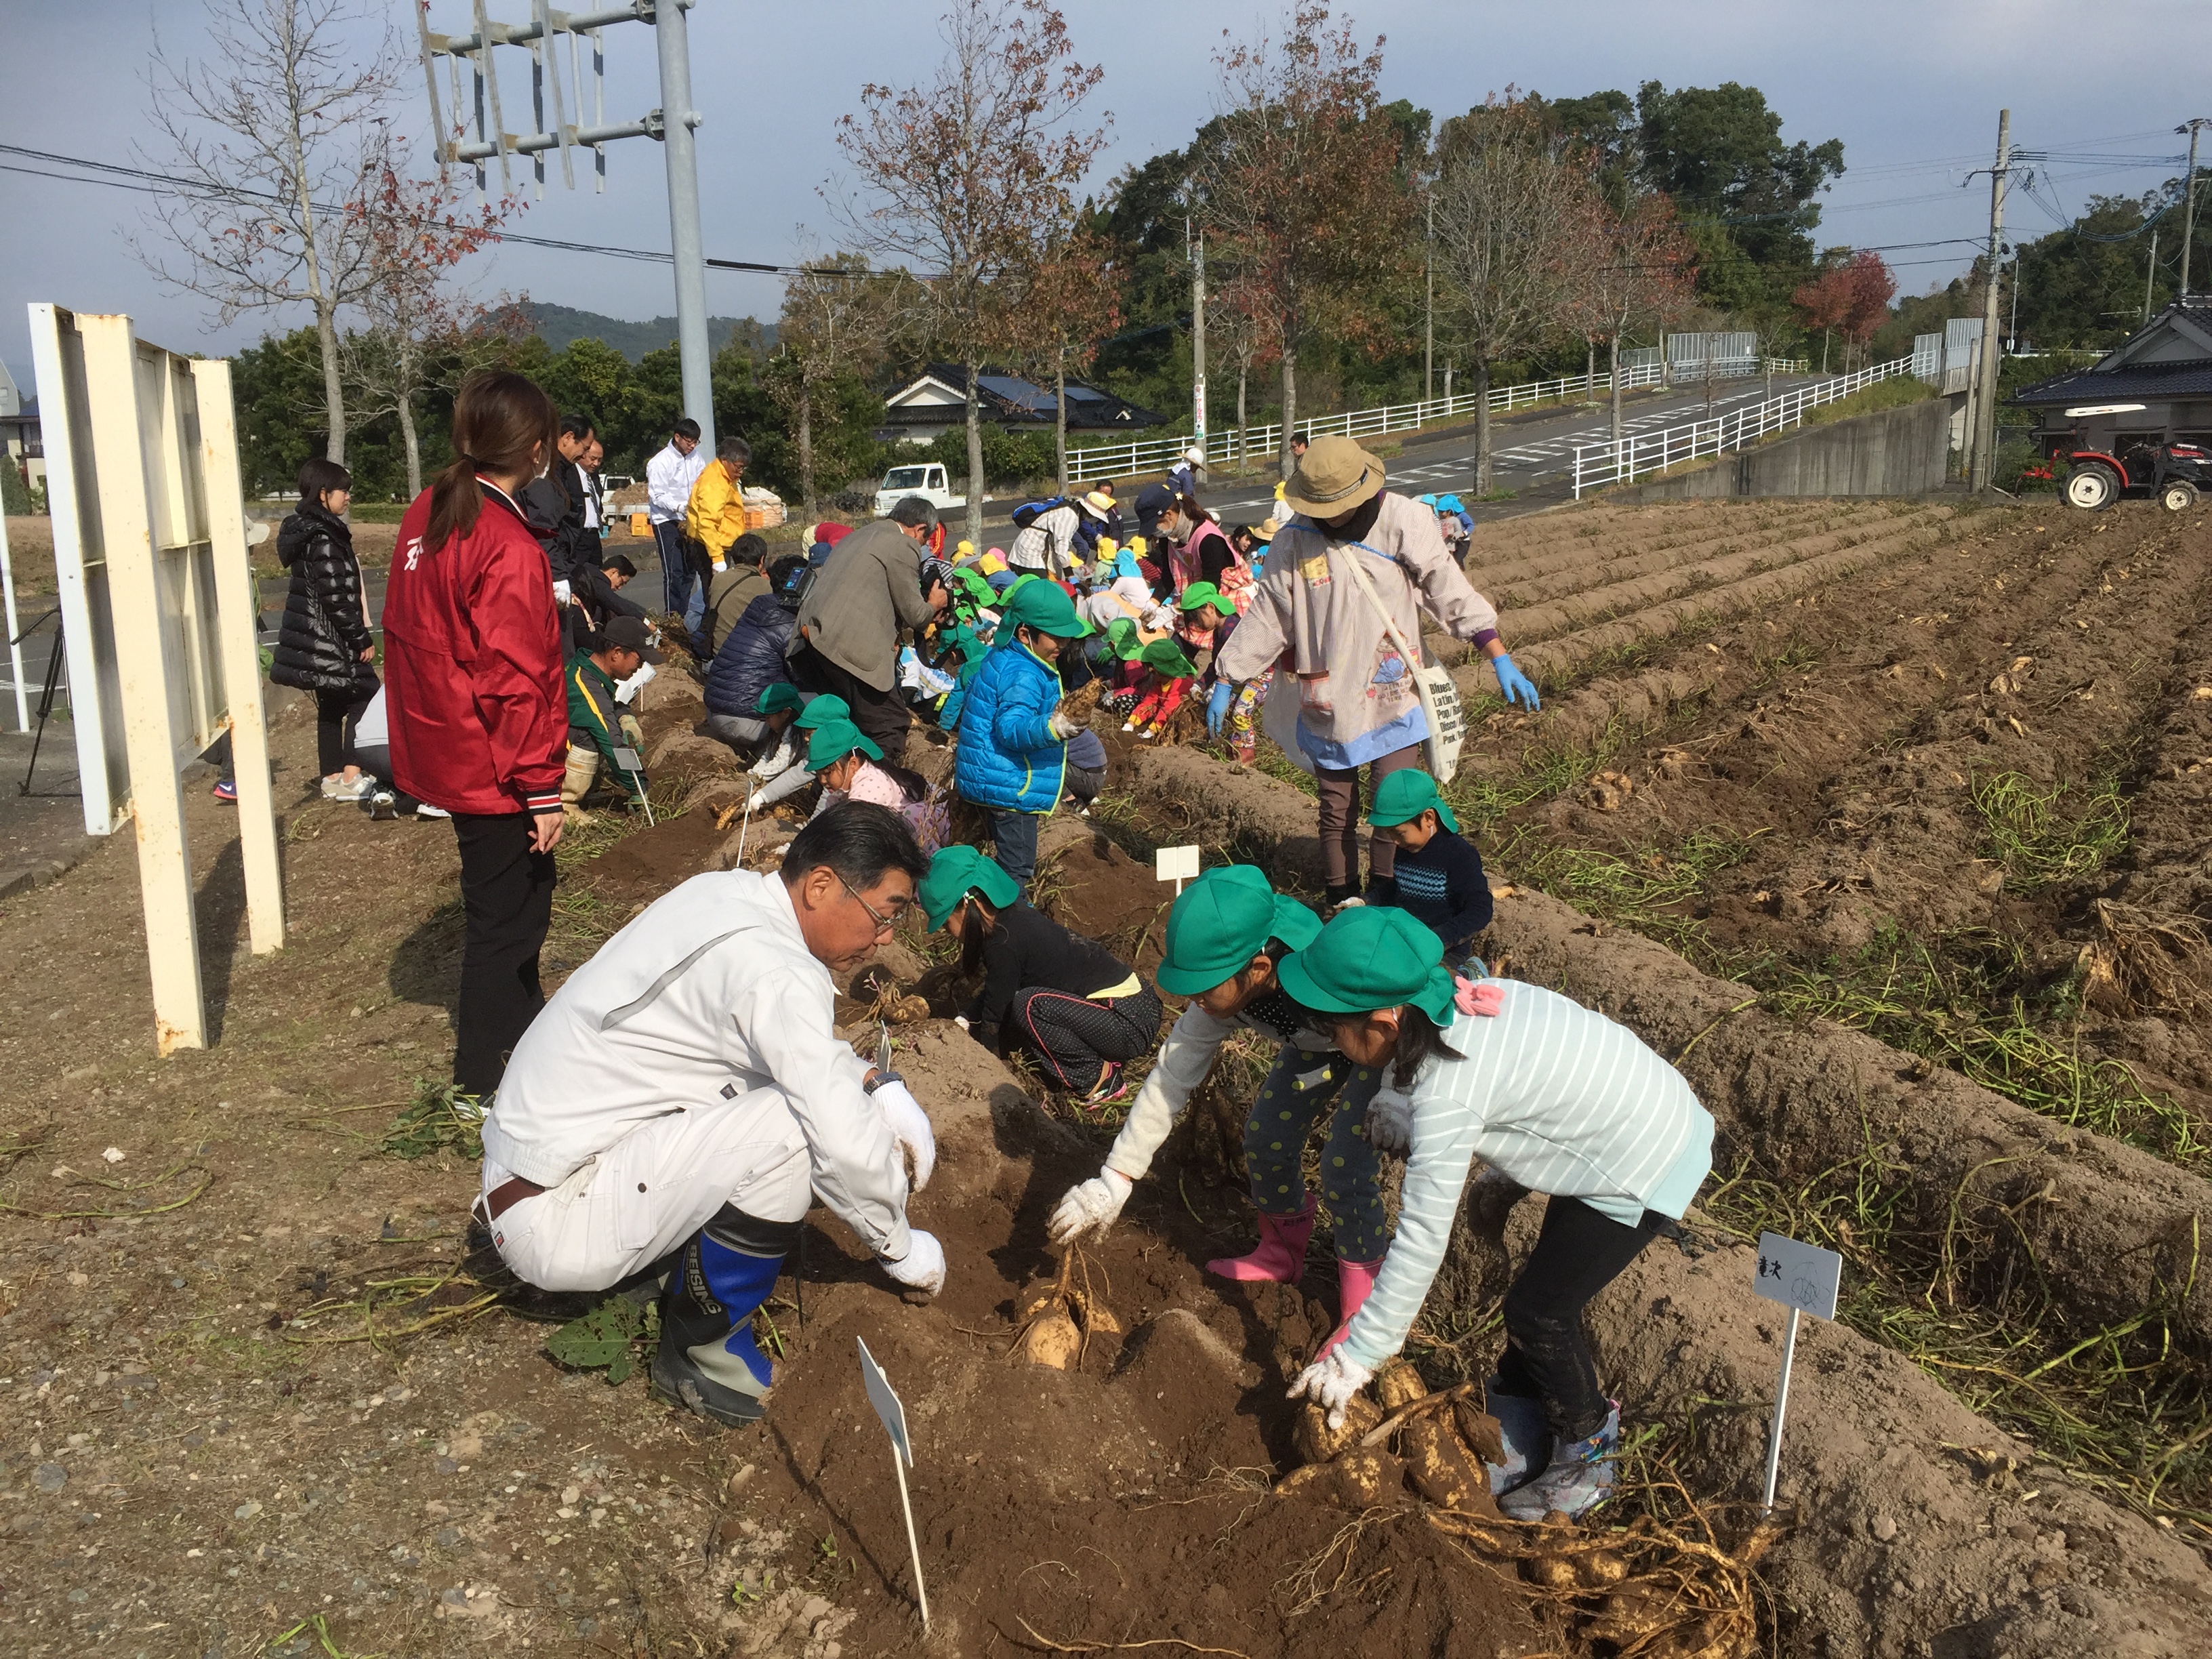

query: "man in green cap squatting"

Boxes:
[1046, 865, 1393, 1355]
[952, 579, 1093, 888]
[1279, 906, 1714, 1521]
[920, 846, 1160, 1105]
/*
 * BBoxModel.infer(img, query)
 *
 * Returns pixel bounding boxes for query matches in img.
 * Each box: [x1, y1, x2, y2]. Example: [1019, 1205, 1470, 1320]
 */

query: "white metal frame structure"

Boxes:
[1065, 356, 1808, 481]
[28, 304, 283, 1054]
[1568, 354, 1919, 499]
[418, 0, 715, 447]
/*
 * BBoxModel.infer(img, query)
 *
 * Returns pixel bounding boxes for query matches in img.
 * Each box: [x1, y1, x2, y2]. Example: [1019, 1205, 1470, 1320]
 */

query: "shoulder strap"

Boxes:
[1337, 539, 1425, 670]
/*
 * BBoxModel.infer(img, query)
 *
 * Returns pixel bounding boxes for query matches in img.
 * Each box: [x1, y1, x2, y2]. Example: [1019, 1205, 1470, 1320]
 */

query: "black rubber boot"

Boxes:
[651, 1206, 798, 1428]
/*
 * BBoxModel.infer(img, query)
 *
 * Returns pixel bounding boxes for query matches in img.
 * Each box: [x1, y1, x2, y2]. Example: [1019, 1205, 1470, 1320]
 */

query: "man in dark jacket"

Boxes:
[703, 556, 806, 762]
[524, 413, 624, 648]
[563, 615, 665, 816]
[788, 497, 947, 763]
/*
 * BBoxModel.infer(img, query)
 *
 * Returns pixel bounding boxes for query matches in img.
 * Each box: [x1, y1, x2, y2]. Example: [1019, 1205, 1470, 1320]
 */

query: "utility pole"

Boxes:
[1969, 108, 2010, 493]
[1424, 190, 1435, 406]
[1189, 216, 1207, 451]
[653, 0, 713, 449]
[2146, 226, 2160, 321]
[2179, 119, 2209, 296]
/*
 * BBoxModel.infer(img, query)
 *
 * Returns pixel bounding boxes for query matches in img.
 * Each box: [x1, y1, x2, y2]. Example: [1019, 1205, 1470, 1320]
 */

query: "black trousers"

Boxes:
[1496, 1195, 1671, 1443]
[1004, 985, 1163, 1088]
[315, 683, 375, 776]
[788, 643, 912, 763]
[451, 812, 558, 1098]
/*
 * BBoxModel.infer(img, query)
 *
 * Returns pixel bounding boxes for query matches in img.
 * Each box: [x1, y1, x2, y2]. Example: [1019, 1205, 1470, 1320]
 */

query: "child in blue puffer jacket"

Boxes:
[953, 579, 1094, 888]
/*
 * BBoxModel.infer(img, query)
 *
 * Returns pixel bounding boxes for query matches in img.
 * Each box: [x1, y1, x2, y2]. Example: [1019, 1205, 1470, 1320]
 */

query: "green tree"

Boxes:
[2009, 193, 2173, 351]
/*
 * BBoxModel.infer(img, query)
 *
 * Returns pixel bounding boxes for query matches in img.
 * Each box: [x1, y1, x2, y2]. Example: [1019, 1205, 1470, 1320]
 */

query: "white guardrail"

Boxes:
[1568, 355, 1914, 499]
[1065, 356, 1809, 481]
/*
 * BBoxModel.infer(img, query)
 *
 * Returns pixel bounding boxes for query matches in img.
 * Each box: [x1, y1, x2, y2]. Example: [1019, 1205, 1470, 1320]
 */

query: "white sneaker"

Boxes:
[322, 774, 374, 801]
[415, 803, 451, 820]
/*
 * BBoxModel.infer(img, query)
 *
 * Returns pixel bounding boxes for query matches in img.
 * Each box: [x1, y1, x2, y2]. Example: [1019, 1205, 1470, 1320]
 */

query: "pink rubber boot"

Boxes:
[1205, 1200, 1317, 1283]
[1316, 1256, 1382, 1358]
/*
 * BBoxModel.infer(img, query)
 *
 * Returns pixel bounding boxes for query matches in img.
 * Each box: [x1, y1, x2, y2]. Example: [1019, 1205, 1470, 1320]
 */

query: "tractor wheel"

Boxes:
[2062, 464, 2120, 511]
[2162, 480, 2198, 513]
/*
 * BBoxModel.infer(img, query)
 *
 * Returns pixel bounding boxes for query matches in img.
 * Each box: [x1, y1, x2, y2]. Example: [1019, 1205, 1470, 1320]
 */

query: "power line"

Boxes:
[0, 140, 819, 278]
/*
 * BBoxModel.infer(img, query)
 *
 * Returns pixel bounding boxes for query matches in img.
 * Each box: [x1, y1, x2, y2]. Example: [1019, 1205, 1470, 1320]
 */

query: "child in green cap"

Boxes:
[1097, 617, 1150, 719]
[807, 720, 949, 856]
[1364, 767, 1492, 969]
[744, 693, 852, 811]
[951, 579, 1093, 887]
[920, 846, 1160, 1105]
[1275, 905, 1714, 1524]
[1046, 865, 1394, 1353]
[1122, 637, 1199, 741]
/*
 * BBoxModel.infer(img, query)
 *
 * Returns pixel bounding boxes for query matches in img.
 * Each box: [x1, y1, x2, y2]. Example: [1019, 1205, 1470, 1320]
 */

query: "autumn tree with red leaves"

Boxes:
[340, 146, 514, 495]
[832, 0, 1109, 546]
[1003, 231, 1126, 493]
[1793, 249, 1896, 373]
[1193, 4, 1412, 477]
[1565, 188, 1700, 451]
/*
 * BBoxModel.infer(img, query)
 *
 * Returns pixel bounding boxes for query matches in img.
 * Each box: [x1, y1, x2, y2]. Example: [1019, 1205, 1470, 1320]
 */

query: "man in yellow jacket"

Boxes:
[684, 435, 752, 579]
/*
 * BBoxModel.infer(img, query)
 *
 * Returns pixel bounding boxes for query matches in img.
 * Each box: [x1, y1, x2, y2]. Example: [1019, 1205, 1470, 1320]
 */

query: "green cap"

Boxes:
[1369, 767, 1460, 832]
[1156, 865, 1322, 996]
[806, 718, 882, 771]
[756, 683, 804, 716]
[1177, 581, 1227, 615]
[918, 844, 1021, 932]
[1276, 905, 1459, 1026]
[1002, 577, 1094, 640]
[1141, 638, 1197, 678]
[795, 695, 850, 731]
[1103, 617, 1144, 661]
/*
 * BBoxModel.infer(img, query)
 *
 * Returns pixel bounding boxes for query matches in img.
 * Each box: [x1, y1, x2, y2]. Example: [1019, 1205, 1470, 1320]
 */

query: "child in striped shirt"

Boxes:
[1364, 768, 1491, 966]
[1279, 906, 1713, 1523]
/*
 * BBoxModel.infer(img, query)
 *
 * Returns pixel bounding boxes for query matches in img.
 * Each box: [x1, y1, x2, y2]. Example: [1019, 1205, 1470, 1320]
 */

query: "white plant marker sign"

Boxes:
[1753, 1230, 1843, 1511]
[1155, 844, 1201, 895]
[855, 1337, 929, 1630]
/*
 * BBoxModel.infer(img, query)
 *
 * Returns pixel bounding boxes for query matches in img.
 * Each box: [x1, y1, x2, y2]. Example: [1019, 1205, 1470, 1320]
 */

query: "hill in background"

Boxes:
[525, 301, 775, 362]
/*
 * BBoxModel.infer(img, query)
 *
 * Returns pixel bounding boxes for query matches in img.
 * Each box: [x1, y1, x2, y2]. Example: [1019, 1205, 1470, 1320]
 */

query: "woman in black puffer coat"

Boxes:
[270, 457, 380, 800]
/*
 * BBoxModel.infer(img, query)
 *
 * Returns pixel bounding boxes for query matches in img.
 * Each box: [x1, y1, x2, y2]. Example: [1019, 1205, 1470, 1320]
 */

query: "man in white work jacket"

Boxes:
[475, 801, 945, 1427]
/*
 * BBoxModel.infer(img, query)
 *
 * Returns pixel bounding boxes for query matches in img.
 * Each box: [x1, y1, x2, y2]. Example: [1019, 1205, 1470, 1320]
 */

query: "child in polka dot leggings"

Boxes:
[1237, 1048, 1388, 1313]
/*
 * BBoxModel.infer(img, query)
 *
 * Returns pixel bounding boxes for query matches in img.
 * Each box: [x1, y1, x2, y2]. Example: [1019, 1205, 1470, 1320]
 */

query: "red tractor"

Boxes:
[2060, 441, 2212, 512]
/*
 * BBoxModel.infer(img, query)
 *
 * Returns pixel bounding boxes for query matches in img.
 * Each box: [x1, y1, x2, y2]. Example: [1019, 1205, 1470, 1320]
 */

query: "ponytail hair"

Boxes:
[1389, 1003, 1463, 1092]
[426, 371, 558, 554]
[1171, 489, 1214, 528]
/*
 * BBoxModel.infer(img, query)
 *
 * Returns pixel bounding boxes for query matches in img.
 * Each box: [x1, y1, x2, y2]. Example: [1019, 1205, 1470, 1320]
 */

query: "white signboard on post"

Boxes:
[855, 1338, 928, 1628]
[1155, 844, 1200, 894]
[1753, 1230, 1843, 1511]
[28, 304, 285, 1054]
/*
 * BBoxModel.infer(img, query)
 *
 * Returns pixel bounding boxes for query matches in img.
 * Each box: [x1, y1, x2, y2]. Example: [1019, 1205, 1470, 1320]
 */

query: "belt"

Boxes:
[474, 1174, 546, 1227]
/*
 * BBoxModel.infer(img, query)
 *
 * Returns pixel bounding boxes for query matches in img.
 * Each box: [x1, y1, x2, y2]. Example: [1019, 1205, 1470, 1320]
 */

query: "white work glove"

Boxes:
[1046, 1168, 1132, 1244]
[1365, 1086, 1413, 1155]
[872, 1078, 935, 1192]
[881, 1229, 945, 1296]
[1287, 1348, 1376, 1431]
[1047, 708, 1083, 740]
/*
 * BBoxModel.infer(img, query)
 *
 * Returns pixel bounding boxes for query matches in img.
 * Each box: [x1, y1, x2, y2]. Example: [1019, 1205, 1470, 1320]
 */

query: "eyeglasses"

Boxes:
[838, 872, 910, 937]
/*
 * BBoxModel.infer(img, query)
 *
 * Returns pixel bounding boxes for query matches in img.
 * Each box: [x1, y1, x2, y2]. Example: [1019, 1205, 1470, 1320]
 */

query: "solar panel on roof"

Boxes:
[977, 375, 1052, 409]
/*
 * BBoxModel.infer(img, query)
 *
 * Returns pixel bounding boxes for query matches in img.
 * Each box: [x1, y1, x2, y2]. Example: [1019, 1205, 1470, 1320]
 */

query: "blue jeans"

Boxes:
[653, 520, 699, 618]
[989, 810, 1041, 889]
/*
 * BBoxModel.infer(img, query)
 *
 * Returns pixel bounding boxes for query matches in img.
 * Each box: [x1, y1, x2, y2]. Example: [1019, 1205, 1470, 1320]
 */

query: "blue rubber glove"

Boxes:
[1206, 679, 1235, 735]
[1491, 653, 1540, 710]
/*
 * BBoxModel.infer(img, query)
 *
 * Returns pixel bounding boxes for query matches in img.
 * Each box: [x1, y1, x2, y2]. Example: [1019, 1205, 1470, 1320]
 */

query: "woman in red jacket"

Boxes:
[384, 372, 568, 1098]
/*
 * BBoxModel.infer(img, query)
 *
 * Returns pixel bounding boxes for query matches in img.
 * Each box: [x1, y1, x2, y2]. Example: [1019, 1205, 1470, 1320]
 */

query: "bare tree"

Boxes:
[1431, 95, 1603, 494]
[1207, 270, 1279, 473]
[832, 0, 1108, 546]
[138, 0, 399, 464]
[1002, 230, 1124, 493]
[767, 253, 918, 518]
[1196, 4, 1412, 478]
[1565, 188, 1698, 451]
[338, 146, 512, 497]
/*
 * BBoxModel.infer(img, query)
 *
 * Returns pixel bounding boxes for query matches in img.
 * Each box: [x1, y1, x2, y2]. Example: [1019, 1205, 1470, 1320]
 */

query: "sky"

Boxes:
[4, 0, 2209, 391]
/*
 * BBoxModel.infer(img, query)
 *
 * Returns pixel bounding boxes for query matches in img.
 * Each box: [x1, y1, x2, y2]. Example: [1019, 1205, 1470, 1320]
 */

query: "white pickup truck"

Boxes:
[874, 462, 987, 519]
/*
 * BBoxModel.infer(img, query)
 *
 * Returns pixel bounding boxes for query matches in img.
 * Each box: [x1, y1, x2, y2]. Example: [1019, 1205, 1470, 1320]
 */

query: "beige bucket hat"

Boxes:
[1281, 434, 1387, 519]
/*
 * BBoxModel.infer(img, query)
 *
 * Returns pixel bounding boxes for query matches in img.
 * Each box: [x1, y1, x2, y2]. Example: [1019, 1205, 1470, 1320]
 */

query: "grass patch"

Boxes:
[1702, 1114, 2212, 1538]
[1970, 769, 2130, 891]
[377, 1078, 487, 1161]
[1501, 827, 1769, 957]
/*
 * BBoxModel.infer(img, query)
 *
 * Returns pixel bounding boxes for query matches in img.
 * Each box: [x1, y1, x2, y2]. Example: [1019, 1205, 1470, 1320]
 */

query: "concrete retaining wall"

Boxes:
[1611, 393, 1957, 501]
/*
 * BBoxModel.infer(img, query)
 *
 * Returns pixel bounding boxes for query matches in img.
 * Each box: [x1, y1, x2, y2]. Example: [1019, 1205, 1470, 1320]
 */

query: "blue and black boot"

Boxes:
[651, 1205, 799, 1427]
[1481, 1376, 1555, 1498]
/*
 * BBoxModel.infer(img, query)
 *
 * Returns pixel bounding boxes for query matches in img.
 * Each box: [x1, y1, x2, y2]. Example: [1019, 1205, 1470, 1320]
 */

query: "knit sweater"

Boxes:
[1368, 831, 1491, 950]
[1334, 979, 1714, 1373]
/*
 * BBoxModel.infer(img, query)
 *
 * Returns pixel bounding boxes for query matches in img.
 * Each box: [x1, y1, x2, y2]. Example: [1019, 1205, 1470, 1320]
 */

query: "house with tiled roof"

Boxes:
[877, 364, 1164, 446]
[2014, 298, 2212, 464]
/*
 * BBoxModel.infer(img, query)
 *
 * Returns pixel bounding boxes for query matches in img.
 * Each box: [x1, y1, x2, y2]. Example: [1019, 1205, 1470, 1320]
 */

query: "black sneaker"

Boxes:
[649, 1338, 769, 1427]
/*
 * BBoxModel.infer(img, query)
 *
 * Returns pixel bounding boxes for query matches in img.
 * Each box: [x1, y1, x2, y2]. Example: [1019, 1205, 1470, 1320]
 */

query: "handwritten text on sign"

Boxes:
[1753, 1231, 1842, 1322]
